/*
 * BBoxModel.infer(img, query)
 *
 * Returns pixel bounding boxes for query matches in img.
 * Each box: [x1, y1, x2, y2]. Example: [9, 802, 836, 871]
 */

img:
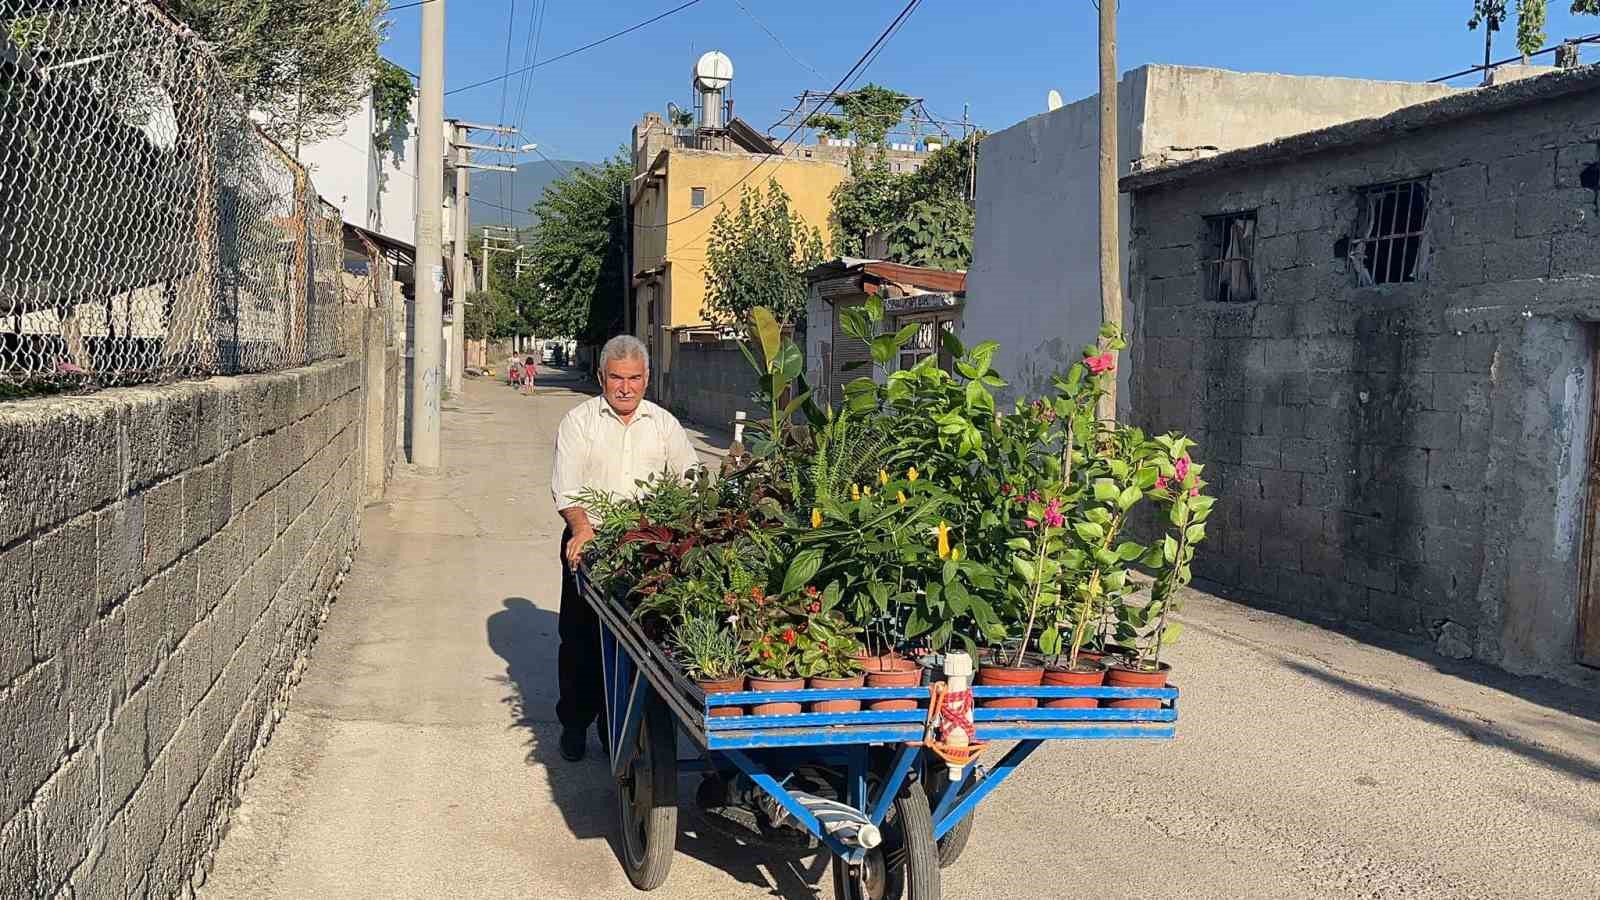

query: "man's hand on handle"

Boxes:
[560, 507, 594, 571]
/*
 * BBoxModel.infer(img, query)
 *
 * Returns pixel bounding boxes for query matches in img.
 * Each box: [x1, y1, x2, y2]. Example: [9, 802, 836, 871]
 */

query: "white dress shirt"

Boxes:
[551, 395, 701, 519]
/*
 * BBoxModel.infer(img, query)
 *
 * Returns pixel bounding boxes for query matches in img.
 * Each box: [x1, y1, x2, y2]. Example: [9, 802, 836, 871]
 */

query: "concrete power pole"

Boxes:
[412, 0, 446, 469]
[452, 122, 469, 397]
[1097, 0, 1121, 422]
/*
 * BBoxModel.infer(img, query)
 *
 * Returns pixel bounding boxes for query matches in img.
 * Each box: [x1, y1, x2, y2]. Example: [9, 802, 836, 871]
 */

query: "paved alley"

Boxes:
[201, 372, 1600, 900]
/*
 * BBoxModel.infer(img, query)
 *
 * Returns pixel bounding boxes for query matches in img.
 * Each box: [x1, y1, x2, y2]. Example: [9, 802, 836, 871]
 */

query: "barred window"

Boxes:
[1202, 212, 1256, 302]
[1353, 180, 1429, 285]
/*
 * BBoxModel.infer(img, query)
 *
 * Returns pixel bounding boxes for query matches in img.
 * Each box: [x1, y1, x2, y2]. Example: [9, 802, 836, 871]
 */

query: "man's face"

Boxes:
[603, 355, 648, 418]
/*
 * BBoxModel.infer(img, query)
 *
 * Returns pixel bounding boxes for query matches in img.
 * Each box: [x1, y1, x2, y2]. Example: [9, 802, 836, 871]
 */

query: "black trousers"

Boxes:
[556, 528, 605, 735]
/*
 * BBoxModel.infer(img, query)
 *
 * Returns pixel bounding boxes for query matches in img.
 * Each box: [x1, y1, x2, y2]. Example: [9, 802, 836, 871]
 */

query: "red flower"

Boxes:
[751, 586, 765, 601]
[804, 585, 820, 598]
[1085, 352, 1115, 375]
[782, 628, 797, 645]
[1002, 484, 1014, 495]
[761, 649, 773, 660]
[808, 601, 822, 614]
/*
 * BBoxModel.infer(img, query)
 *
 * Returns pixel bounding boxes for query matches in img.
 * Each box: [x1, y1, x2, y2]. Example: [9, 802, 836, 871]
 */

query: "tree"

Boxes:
[518, 152, 631, 343]
[168, 0, 389, 151]
[463, 290, 518, 341]
[1471, 1, 1599, 63]
[703, 179, 827, 326]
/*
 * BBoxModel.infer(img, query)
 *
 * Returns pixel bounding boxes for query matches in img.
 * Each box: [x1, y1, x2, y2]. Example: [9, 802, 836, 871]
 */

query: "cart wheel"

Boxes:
[830, 784, 941, 900]
[924, 769, 973, 869]
[616, 692, 678, 891]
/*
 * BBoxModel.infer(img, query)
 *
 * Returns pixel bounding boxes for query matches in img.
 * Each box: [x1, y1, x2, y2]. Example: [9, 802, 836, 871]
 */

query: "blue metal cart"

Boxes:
[580, 571, 1179, 899]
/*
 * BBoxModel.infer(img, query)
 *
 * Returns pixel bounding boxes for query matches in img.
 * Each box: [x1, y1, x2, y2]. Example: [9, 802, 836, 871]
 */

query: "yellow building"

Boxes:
[628, 111, 846, 399]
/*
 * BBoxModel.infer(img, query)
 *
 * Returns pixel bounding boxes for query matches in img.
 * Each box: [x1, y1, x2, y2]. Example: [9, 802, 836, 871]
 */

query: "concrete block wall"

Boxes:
[1127, 85, 1600, 681]
[0, 356, 367, 897]
[665, 341, 760, 433]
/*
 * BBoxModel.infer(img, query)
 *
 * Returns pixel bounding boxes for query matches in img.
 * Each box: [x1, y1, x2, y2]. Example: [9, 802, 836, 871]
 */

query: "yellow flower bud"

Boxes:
[951, 546, 962, 561]
[897, 491, 907, 505]
[863, 486, 873, 497]
[811, 507, 822, 528]
[879, 468, 890, 486]
[907, 466, 920, 482]
[851, 484, 861, 501]
[936, 521, 951, 560]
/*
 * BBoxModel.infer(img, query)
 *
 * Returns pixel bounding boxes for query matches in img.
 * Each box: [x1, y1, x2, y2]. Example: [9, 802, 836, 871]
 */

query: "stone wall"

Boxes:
[1126, 83, 1600, 681]
[0, 356, 368, 896]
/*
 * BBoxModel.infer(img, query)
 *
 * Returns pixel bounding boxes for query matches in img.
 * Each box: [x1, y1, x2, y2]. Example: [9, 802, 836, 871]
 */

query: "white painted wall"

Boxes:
[963, 65, 1458, 409]
[298, 92, 418, 245]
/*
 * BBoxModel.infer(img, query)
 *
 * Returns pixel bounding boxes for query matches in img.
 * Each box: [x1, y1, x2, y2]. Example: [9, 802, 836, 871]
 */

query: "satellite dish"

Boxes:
[693, 50, 734, 90]
[1047, 89, 1063, 112]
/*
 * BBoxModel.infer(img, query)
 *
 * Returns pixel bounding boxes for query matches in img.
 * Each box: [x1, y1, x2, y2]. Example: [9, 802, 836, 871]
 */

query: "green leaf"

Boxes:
[940, 327, 965, 360]
[894, 323, 919, 347]
[1169, 498, 1188, 527]
[1162, 535, 1178, 563]
[1161, 622, 1185, 645]
[782, 548, 823, 595]
[775, 342, 804, 381]
[870, 334, 900, 366]
[1185, 523, 1207, 543]
[1039, 627, 1062, 656]
[1092, 479, 1119, 502]
[945, 580, 971, 615]
[1118, 485, 1142, 510]
[1074, 521, 1105, 543]
[1116, 541, 1145, 561]
[1006, 537, 1032, 551]
[752, 306, 781, 369]
[840, 307, 870, 341]
[865, 295, 885, 323]
[1012, 556, 1038, 582]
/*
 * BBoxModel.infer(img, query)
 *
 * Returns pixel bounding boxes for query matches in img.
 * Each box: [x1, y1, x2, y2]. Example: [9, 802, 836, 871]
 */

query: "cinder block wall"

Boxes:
[0, 356, 367, 897]
[667, 341, 759, 433]
[1127, 84, 1600, 681]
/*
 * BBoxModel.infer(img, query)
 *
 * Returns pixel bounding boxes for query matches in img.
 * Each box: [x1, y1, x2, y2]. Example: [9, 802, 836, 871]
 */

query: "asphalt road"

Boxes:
[201, 372, 1600, 900]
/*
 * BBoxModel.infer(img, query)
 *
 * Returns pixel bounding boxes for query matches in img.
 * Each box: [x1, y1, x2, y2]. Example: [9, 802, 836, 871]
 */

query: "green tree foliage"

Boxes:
[167, 0, 388, 150]
[703, 179, 827, 326]
[463, 290, 518, 341]
[517, 152, 632, 343]
[1471, 1, 1598, 59]
[830, 132, 983, 270]
[806, 84, 912, 147]
[371, 59, 414, 161]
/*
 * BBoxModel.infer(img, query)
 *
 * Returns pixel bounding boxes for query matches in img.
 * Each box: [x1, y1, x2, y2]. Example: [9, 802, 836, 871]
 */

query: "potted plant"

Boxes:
[745, 622, 805, 715]
[1105, 440, 1211, 708]
[673, 614, 746, 718]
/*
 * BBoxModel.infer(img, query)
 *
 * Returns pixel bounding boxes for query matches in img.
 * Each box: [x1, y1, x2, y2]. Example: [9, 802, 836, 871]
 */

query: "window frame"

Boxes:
[1201, 210, 1258, 303]
[689, 186, 707, 208]
[1350, 178, 1430, 286]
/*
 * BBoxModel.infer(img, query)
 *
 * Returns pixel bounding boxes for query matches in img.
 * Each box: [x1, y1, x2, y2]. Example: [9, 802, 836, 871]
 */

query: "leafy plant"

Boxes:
[518, 151, 632, 343]
[371, 58, 414, 161]
[673, 614, 742, 681]
[703, 179, 827, 326]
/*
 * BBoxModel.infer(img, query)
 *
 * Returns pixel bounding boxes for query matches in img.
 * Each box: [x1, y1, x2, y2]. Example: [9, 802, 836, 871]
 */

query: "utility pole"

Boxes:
[1096, 0, 1121, 422]
[412, 0, 445, 469]
[448, 126, 523, 393]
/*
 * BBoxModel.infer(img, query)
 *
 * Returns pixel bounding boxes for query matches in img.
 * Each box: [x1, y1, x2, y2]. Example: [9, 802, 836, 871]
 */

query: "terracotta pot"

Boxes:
[808, 674, 867, 713]
[865, 657, 923, 711]
[696, 675, 746, 718]
[1105, 662, 1171, 709]
[976, 660, 1045, 709]
[1041, 661, 1106, 709]
[747, 675, 804, 715]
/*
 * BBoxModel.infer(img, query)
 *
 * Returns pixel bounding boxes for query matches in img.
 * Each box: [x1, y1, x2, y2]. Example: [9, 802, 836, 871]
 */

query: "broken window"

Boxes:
[1202, 212, 1257, 302]
[1352, 179, 1429, 285]
[690, 187, 706, 208]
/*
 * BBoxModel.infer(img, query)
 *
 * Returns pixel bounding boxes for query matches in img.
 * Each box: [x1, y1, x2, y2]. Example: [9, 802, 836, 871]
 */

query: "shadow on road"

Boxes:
[1283, 661, 1600, 783]
[486, 596, 836, 899]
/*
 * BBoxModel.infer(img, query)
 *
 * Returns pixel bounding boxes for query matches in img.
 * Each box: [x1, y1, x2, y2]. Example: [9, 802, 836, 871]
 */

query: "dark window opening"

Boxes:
[1353, 179, 1429, 286]
[690, 187, 707, 207]
[1202, 212, 1257, 302]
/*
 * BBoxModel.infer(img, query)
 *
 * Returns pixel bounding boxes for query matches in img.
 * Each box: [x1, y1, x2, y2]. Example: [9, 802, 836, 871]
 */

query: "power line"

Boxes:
[495, 0, 520, 212]
[732, 0, 823, 80]
[387, 0, 436, 10]
[635, 0, 924, 231]
[445, 0, 707, 96]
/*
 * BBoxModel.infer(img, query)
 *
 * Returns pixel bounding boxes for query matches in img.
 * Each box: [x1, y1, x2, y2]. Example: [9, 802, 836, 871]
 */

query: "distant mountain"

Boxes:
[468, 159, 595, 233]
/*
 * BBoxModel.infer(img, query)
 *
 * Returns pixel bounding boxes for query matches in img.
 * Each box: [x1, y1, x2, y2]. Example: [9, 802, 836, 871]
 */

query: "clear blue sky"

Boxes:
[381, 0, 1600, 165]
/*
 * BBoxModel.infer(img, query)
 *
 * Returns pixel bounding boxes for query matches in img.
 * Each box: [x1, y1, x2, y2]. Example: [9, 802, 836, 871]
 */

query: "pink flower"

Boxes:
[1043, 498, 1066, 528]
[1085, 353, 1115, 375]
[1027, 490, 1042, 503]
[1024, 518, 1039, 529]
[1155, 474, 1170, 491]
[1190, 486, 1200, 497]
[1174, 455, 1191, 483]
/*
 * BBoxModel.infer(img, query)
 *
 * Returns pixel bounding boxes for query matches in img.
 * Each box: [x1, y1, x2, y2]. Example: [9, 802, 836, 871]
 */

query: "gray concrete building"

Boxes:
[963, 65, 1459, 409]
[1121, 66, 1600, 684]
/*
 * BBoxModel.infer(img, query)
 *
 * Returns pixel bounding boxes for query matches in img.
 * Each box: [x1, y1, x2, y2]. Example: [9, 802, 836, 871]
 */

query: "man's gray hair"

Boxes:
[599, 333, 650, 372]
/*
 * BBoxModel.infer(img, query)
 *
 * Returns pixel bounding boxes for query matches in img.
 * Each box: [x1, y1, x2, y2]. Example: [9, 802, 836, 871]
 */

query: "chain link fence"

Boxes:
[1, 0, 348, 393]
